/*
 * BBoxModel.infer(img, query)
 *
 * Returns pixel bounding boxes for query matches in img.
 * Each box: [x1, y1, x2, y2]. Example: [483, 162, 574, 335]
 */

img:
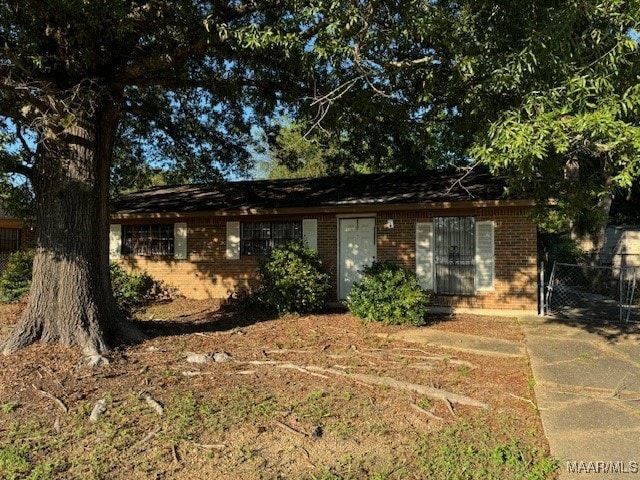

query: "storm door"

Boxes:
[339, 218, 376, 299]
[434, 217, 475, 295]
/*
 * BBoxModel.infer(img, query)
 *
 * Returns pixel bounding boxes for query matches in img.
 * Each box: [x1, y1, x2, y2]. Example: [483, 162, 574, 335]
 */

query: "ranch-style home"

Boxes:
[110, 166, 538, 312]
[0, 208, 32, 272]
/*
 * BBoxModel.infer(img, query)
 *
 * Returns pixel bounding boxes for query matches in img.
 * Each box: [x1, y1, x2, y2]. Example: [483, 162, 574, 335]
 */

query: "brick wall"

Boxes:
[113, 205, 538, 311]
[375, 207, 538, 311]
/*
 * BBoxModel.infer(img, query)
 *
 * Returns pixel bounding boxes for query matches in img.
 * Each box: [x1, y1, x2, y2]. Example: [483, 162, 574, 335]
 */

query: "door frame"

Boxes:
[337, 215, 377, 300]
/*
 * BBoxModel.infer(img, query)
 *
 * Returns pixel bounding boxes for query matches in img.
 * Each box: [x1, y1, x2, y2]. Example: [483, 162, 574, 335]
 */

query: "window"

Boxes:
[0, 228, 20, 253]
[121, 224, 174, 256]
[240, 221, 302, 256]
[434, 217, 475, 295]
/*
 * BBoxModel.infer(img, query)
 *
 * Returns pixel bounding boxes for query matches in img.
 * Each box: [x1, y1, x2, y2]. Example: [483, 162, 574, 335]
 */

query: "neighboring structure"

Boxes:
[0, 208, 30, 272]
[600, 225, 640, 270]
[110, 166, 538, 312]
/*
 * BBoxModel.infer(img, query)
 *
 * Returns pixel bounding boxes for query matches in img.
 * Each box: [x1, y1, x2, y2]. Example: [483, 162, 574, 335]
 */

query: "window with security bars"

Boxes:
[434, 217, 475, 295]
[122, 224, 174, 256]
[0, 228, 20, 253]
[241, 221, 302, 256]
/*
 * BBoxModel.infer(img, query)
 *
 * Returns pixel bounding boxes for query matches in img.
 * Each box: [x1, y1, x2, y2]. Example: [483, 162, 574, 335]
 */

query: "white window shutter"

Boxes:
[174, 222, 188, 260]
[475, 221, 495, 291]
[226, 221, 240, 260]
[302, 219, 318, 251]
[109, 224, 121, 260]
[416, 222, 434, 289]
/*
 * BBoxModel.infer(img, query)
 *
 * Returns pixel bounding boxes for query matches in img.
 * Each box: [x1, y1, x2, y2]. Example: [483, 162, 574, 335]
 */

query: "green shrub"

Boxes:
[0, 252, 173, 310]
[258, 240, 330, 314]
[109, 263, 175, 312]
[347, 261, 430, 326]
[0, 250, 34, 303]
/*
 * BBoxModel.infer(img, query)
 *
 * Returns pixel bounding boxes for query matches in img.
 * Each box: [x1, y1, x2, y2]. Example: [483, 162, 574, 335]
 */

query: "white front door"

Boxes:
[339, 217, 376, 299]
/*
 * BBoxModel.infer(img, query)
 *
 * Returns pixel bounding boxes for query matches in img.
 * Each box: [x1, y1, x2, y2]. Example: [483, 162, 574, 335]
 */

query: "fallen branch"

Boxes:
[612, 374, 631, 399]
[33, 385, 68, 414]
[444, 398, 456, 416]
[410, 403, 444, 421]
[508, 393, 538, 409]
[138, 426, 163, 445]
[192, 442, 226, 450]
[172, 444, 180, 463]
[263, 349, 312, 355]
[274, 420, 308, 438]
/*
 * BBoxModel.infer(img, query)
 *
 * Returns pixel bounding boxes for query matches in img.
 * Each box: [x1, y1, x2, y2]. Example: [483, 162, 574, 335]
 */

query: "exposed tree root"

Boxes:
[410, 403, 445, 421]
[242, 360, 488, 409]
[2, 313, 147, 359]
[33, 385, 68, 414]
[142, 392, 165, 416]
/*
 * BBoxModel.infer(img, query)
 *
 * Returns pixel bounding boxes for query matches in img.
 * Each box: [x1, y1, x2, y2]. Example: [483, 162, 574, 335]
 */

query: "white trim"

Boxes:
[226, 221, 240, 260]
[475, 220, 495, 291]
[415, 222, 434, 290]
[334, 213, 377, 219]
[174, 222, 188, 260]
[109, 224, 121, 261]
[302, 219, 318, 251]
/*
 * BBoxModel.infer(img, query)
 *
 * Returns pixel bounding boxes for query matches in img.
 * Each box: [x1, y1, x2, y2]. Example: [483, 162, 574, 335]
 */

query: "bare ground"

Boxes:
[0, 298, 553, 479]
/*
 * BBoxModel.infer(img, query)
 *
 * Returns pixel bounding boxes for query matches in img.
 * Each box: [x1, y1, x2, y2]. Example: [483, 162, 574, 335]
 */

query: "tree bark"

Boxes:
[2, 88, 145, 357]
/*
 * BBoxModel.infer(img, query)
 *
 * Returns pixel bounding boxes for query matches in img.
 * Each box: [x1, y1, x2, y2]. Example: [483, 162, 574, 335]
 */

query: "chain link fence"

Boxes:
[544, 262, 638, 323]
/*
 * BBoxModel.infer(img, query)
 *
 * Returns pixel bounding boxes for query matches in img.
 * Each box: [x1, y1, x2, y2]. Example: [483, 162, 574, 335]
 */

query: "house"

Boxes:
[0, 208, 31, 272]
[110, 166, 538, 312]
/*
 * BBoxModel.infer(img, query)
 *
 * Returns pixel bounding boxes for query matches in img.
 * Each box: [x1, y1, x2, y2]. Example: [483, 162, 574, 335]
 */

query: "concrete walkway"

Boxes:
[387, 328, 526, 358]
[390, 316, 640, 479]
[521, 315, 640, 479]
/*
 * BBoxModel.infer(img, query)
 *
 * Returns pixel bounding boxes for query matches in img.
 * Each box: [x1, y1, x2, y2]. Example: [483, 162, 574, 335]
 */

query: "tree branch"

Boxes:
[0, 153, 33, 179]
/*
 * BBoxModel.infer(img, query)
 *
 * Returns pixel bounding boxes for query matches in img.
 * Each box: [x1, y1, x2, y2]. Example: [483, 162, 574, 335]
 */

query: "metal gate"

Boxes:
[434, 217, 475, 295]
[543, 262, 638, 322]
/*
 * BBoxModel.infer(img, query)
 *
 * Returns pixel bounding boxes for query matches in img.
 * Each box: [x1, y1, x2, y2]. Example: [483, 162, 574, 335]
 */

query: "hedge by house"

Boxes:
[257, 240, 330, 314]
[347, 261, 430, 326]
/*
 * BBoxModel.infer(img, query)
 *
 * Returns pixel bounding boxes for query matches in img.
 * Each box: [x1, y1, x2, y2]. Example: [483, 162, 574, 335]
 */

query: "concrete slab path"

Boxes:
[521, 315, 640, 479]
[386, 328, 526, 358]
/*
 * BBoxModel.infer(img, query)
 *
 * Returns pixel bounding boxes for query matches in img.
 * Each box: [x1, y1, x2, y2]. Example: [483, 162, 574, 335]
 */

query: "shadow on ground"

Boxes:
[542, 306, 640, 343]
[134, 304, 280, 339]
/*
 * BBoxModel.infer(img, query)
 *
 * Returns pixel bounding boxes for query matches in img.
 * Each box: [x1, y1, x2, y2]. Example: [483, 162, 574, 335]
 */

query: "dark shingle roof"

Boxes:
[112, 166, 512, 215]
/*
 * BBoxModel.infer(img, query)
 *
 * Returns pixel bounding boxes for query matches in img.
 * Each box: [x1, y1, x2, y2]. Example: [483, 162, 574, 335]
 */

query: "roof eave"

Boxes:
[110, 198, 536, 221]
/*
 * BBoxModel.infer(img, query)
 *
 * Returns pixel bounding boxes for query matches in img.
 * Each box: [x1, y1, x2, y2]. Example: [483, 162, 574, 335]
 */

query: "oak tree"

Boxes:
[0, 0, 362, 357]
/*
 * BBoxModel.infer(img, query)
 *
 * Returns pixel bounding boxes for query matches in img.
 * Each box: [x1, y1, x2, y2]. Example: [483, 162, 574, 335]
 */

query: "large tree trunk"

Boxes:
[2, 90, 145, 357]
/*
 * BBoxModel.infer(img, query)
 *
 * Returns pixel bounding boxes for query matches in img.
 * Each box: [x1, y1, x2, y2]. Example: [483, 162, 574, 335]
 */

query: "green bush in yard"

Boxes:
[0, 254, 169, 310]
[109, 263, 171, 311]
[0, 250, 34, 303]
[347, 261, 430, 325]
[258, 240, 330, 314]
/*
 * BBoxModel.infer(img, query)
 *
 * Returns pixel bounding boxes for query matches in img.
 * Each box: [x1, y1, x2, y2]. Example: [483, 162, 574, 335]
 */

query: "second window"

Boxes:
[241, 221, 302, 256]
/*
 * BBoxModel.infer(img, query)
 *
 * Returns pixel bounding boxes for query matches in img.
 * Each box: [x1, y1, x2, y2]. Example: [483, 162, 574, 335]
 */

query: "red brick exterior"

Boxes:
[114, 204, 538, 312]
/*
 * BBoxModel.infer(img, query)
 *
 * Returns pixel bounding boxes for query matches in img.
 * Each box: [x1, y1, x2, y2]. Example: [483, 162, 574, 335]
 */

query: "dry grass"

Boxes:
[0, 299, 556, 479]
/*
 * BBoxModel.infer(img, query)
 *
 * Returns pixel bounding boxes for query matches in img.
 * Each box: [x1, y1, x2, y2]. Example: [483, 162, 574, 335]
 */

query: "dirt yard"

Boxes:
[0, 299, 556, 479]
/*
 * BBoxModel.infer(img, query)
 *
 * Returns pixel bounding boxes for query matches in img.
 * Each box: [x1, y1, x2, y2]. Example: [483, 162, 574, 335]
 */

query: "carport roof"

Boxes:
[112, 165, 519, 215]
